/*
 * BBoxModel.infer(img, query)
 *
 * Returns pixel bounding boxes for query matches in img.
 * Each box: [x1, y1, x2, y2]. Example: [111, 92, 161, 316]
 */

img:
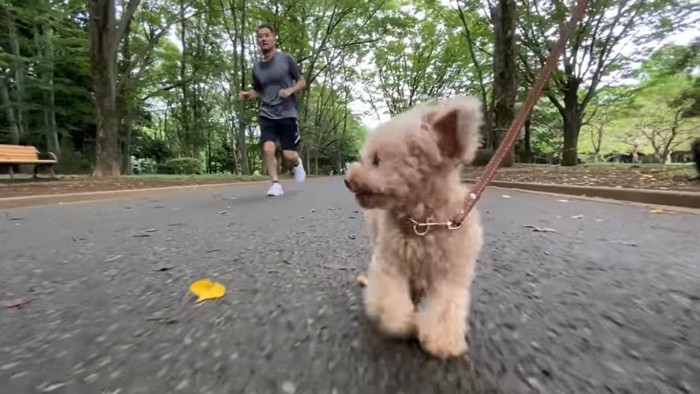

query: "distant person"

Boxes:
[239, 24, 306, 196]
[631, 145, 639, 164]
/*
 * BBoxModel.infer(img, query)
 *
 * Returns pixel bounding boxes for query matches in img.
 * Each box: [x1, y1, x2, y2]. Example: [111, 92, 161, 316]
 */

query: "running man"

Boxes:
[239, 24, 307, 196]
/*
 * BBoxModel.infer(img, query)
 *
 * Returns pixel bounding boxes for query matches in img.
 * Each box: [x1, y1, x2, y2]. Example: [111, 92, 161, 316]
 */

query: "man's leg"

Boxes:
[279, 118, 306, 183]
[263, 141, 279, 182]
[260, 117, 284, 196]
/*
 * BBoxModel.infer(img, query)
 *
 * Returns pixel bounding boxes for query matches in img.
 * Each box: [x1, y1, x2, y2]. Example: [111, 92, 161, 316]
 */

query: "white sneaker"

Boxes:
[293, 161, 306, 183]
[266, 182, 284, 196]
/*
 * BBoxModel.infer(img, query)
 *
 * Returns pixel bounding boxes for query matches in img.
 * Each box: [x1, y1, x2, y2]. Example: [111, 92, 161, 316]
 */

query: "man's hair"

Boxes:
[257, 24, 275, 35]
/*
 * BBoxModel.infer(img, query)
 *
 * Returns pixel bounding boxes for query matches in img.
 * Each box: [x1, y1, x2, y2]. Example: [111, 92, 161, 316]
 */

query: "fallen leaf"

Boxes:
[571, 215, 584, 219]
[557, 199, 569, 202]
[144, 228, 158, 233]
[502, 195, 511, 199]
[522, 225, 556, 233]
[356, 273, 368, 287]
[205, 248, 222, 254]
[189, 278, 226, 303]
[321, 264, 350, 271]
[146, 316, 178, 324]
[648, 208, 664, 213]
[155, 267, 172, 272]
[609, 239, 637, 247]
[4, 299, 32, 309]
[133, 234, 151, 238]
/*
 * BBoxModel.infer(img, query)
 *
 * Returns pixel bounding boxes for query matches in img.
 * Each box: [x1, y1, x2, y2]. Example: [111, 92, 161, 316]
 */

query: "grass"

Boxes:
[123, 173, 270, 181]
[578, 162, 694, 169]
[0, 172, 324, 183]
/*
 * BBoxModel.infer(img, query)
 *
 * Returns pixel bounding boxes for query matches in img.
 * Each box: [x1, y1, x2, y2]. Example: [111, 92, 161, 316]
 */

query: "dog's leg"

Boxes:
[364, 257, 415, 338]
[416, 279, 471, 360]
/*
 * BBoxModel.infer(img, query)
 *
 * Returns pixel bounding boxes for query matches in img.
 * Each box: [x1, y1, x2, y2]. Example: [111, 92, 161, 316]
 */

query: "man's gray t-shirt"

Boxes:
[252, 50, 302, 120]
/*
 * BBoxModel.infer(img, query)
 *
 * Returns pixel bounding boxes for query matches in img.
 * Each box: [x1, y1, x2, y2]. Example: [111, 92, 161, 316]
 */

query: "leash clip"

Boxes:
[408, 217, 462, 236]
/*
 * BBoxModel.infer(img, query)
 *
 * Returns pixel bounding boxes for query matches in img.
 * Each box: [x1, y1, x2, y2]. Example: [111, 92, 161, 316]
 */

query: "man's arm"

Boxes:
[252, 72, 263, 95]
[249, 72, 263, 98]
[240, 72, 262, 100]
[286, 53, 306, 94]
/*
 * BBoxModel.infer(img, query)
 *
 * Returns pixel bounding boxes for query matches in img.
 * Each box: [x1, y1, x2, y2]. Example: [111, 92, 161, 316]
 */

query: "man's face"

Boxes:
[257, 28, 276, 52]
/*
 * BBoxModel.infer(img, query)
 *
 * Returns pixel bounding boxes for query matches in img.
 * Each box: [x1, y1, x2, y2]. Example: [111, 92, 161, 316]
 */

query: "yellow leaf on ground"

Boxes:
[648, 208, 664, 213]
[356, 273, 368, 287]
[189, 278, 226, 302]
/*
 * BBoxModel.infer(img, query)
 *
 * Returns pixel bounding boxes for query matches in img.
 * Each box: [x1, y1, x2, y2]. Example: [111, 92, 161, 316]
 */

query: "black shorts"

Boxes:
[259, 116, 300, 151]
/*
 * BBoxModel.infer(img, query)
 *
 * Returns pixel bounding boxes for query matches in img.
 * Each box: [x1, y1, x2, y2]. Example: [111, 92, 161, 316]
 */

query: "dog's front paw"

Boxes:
[419, 328, 468, 360]
[365, 294, 416, 338]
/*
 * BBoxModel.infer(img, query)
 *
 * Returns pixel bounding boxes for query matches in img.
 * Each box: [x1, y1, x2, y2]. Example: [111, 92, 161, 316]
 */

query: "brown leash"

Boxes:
[447, 0, 589, 229]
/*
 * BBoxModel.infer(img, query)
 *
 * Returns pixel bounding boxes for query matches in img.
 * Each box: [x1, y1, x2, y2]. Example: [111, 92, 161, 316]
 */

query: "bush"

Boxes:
[156, 164, 174, 174]
[56, 140, 94, 174]
[161, 157, 202, 175]
[472, 148, 494, 166]
[131, 157, 158, 174]
[131, 133, 174, 164]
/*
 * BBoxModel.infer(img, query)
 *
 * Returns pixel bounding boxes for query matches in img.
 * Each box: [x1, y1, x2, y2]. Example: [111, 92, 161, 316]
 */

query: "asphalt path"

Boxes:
[1, 177, 699, 394]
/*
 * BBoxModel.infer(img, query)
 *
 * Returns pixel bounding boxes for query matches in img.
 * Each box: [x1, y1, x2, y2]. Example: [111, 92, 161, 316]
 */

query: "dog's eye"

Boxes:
[372, 155, 380, 167]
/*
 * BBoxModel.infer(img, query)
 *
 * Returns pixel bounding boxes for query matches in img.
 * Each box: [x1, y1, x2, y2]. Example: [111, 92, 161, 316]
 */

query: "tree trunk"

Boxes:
[3, 7, 27, 140]
[117, 18, 133, 175]
[561, 85, 581, 166]
[0, 75, 20, 144]
[89, 0, 121, 177]
[236, 0, 251, 174]
[491, 0, 518, 167]
[39, 24, 61, 158]
[121, 108, 134, 174]
[228, 111, 239, 173]
[561, 111, 580, 166]
[592, 125, 603, 162]
[457, 4, 493, 147]
[338, 97, 348, 173]
[523, 115, 532, 163]
[179, 0, 190, 157]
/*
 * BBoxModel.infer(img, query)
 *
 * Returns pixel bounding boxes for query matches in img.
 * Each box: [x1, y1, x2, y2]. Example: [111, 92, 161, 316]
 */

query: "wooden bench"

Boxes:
[0, 144, 58, 179]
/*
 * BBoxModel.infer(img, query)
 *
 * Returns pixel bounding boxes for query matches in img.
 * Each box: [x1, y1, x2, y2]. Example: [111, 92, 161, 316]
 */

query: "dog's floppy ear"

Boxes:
[423, 96, 483, 163]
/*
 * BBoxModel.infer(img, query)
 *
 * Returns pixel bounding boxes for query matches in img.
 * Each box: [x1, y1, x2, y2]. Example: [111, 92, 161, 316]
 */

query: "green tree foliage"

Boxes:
[1, 0, 697, 175]
[518, 0, 698, 165]
[1, 0, 373, 176]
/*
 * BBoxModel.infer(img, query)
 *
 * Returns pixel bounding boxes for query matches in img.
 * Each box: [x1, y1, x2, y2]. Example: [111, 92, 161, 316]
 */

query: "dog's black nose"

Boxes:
[344, 179, 351, 189]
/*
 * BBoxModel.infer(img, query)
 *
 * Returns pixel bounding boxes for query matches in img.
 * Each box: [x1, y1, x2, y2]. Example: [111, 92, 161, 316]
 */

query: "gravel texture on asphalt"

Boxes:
[1, 177, 699, 394]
